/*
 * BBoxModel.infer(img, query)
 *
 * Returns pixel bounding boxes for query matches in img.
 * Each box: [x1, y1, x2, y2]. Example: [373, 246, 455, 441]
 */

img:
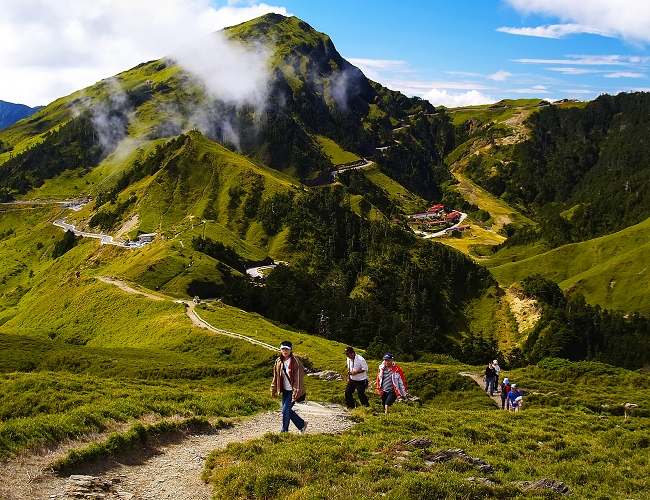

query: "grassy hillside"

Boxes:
[314, 135, 361, 165]
[488, 216, 650, 315]
[4, 305, 650, 500]
[361, 164, 426, 215]
[2, 226, 649, 496]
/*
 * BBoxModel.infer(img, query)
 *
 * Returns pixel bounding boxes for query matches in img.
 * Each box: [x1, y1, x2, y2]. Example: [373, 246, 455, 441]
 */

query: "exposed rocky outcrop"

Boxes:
[424, 448, 495, 474]
[514, 478, 572, 495]
[307, 370, 344, 381]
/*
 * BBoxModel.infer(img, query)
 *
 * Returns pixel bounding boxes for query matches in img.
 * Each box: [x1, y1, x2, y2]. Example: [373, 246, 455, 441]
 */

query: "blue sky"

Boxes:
[1, 0, 649, 107]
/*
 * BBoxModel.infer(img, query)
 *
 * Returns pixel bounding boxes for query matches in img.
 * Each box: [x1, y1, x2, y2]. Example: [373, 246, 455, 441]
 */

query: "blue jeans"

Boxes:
[281, 389, 305, 432]
[484, 377, 495, 396]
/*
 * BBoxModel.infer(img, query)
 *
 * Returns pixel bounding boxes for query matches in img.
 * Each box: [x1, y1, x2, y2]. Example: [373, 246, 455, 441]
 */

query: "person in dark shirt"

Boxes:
[483, 361, 496, 396]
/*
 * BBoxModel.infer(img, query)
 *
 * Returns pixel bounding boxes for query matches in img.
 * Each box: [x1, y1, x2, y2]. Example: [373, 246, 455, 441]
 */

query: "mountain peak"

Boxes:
[223, 13, 337, 63]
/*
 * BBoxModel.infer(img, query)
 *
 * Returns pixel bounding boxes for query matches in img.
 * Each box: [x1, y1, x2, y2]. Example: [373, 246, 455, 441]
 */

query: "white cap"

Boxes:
[493, 359, 498, 364]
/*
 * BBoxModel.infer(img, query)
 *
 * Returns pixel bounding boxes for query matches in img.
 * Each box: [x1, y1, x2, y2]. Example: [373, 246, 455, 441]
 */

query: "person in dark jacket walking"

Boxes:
[270, 341, 308, 433]
[483, 361, 496, 396]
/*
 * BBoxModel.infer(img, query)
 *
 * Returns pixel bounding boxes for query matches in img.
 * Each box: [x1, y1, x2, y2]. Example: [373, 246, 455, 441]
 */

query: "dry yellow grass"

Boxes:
[434, 224, 505, 255]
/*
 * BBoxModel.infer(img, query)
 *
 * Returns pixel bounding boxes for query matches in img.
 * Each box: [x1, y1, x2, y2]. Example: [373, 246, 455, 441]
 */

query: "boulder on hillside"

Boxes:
[514, 478, 572, 495]
[307, 370, 344, 381]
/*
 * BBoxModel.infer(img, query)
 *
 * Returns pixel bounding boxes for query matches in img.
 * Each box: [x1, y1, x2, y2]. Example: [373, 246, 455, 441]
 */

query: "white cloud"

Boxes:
[562, 89, 594, 94]
[345, 58, 494, 99]
[346, 58, 408, 70]
[488, 70, 513, 81]
[546, 67, 602, 75]
[497, 23, 613, 39]
[0, 0, 289, 106]
[515, 55, 650, 66]
[604, 72, 646, 78]
[392, 79, 490, 93]
[172, 33, 271, 109]
[422, 89, 494, 107]
[546, 67, 646, 78]
[446, 71, 483, 77]
[502, 0, 650, 43]
[507, 87, 550, 94]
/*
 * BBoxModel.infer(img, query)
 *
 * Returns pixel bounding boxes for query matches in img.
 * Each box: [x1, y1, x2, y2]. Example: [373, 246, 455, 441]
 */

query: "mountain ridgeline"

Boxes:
[0, 15, 462, 200]
[0, 100, 42, 131]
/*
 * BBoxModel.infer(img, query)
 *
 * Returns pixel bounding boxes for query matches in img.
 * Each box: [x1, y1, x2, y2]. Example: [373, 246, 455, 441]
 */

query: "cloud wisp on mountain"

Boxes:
[0, 0, 288, 106]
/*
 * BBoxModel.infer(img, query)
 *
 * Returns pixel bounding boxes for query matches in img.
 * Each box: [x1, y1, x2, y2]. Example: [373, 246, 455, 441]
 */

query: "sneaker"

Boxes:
[300, 421, 308, 434]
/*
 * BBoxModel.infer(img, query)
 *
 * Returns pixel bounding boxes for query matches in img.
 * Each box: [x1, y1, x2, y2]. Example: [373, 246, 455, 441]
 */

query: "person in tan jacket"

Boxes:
[270, 340, 307, 433]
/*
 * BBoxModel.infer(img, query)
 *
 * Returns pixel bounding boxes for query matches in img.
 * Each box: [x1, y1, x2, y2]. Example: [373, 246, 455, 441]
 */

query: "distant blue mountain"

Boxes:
[0, 100, 42, 130]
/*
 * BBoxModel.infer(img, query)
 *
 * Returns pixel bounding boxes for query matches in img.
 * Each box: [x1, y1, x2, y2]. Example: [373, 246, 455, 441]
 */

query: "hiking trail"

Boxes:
[459, 371, 502, 406]
[0, 403, 353, 500]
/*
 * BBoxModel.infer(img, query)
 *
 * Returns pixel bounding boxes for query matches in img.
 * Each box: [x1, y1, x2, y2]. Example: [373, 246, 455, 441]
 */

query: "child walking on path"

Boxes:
[507, 383, 523, 412]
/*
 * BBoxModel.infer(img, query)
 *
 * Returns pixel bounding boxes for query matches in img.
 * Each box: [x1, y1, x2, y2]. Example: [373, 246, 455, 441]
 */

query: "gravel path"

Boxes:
[0, 402, 353, 500]
[459, 371, 502, 406]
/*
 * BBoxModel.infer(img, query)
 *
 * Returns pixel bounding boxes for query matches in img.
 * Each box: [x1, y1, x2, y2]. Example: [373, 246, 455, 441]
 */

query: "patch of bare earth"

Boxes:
[505, 286, 541, 333]
[115, 215, 140, 241]
[0, 403, 353, 500]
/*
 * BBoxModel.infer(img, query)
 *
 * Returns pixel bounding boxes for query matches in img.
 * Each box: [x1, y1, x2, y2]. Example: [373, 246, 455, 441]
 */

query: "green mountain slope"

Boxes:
[0, 11, 491, 365]
[488, 216, 650, 315]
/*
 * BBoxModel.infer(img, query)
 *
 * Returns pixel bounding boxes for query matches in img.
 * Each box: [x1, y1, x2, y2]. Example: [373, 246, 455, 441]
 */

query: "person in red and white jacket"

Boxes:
[376, 353, 407, 414]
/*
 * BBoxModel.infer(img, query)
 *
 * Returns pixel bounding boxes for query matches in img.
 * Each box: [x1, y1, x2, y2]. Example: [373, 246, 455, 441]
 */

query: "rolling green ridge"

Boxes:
[488, 216, 650, 315]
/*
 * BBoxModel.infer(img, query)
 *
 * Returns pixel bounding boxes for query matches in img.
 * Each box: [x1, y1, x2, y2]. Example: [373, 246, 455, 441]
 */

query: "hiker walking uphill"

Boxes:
[492, 359, 501, 391]
[483, 361, 496, 396]
[507, 383, 523, 412]
[376, 353, 407, 414]
[500, 377, 511, 410]
[270, 341, 308, 433]
[344, 346, 370, 408]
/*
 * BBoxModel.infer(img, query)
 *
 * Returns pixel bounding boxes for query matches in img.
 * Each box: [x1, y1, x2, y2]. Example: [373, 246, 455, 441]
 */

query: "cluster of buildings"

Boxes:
[391, 204, 469, 237]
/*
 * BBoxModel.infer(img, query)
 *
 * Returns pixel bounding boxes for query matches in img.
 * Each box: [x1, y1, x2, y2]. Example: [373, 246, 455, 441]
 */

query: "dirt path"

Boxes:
[459, 371, 502, 407]
[0, 402, 353, 500]
[0, 278, 351, 499]
[96, 276, 277, 351]
[96, 276, 165, 301]
[185, 301, 277, 352]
